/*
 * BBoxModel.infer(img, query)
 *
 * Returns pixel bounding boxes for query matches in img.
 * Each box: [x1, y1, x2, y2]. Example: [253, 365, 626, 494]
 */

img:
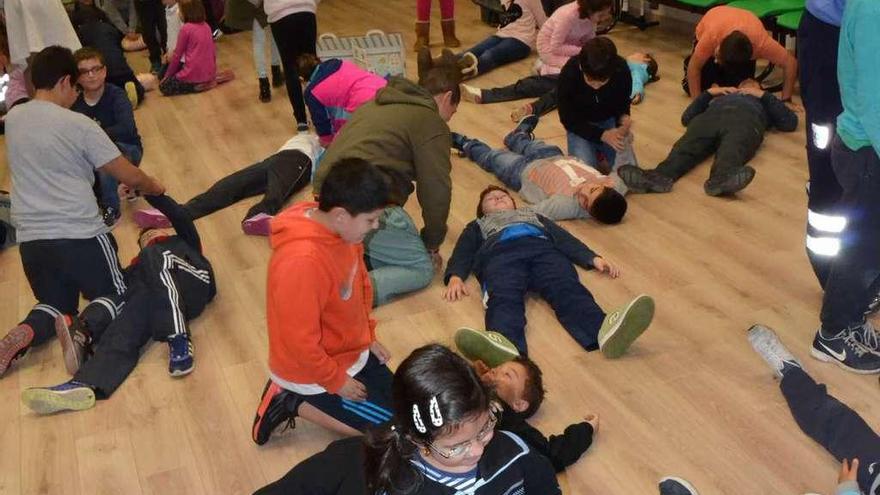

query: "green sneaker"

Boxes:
[21, 381, 96, 415]
[598, 294, 655, 358]
[454, 327, 520, 368]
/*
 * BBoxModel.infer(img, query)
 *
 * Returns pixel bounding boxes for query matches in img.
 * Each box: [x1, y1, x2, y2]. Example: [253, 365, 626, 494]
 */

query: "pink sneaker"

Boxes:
[0, 324, 34, 377]
[133, 208, 171, 229]
[242, 213, 273, 236]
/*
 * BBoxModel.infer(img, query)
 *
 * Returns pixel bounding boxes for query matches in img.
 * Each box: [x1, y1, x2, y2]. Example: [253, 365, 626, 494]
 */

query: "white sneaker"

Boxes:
[747, 324, 802, 378]
[461, 84, 482, 104]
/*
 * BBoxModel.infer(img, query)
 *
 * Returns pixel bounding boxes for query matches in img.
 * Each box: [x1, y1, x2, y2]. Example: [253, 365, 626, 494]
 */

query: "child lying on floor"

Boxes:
[443, 184, 654, 357]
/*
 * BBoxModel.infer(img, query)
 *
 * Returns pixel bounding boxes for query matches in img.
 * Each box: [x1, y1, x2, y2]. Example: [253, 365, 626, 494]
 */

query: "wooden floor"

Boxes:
[2, 2, 878, 494]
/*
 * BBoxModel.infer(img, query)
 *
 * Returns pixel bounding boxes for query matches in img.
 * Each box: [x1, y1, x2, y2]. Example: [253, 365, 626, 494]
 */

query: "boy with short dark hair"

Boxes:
[443, 184, 654, 357]
[0, 45, 163, 378]
[452, 116, 629, 224]
[455, 327, 598, 472]
[72, 46, 144, 225]
[558, 36, 634, 170]
[618, 79, 798, 197]
[251, 158, 396, 446]
[20, 194, 216, 414]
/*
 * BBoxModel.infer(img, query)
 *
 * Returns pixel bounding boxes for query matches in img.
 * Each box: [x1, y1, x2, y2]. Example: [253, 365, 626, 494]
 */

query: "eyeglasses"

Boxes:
[425, 410, 498, 459]
[78, 65, 106, 76]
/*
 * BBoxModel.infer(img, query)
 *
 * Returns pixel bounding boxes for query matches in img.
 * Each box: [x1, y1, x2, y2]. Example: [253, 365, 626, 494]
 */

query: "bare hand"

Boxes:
[784, 100, 804, 113]
[618, 115, 633, 135]
[707, 86, 737, 96]
[839, 458, 859, 483]
[430, 250, 444, 273]
[585, 413, 600, 433]
[443, 276, 470, 302]
[338, 377, 367, 401]
[601, 128, 625, 152]
[737, 86, 765, 98]
[125, 32, 140, 41]
[593, 257, 620, 278]
[370, 341, 392, 364]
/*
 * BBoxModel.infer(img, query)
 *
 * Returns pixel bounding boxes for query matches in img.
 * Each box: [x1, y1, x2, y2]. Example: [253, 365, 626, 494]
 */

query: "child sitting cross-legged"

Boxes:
[21, 194, 216, 414]
[453, 115, 629, 223]
[443, 184, 654, 357]
[454, 327, 598, 472]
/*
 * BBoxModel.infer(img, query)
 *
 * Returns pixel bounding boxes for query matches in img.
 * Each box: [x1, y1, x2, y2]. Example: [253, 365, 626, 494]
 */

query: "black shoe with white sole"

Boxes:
[811, 326, 880, 374]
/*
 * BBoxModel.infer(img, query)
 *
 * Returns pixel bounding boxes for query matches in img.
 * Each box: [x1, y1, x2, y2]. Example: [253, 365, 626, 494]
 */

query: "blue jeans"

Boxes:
[365, 206, 434, 306]
[566, 118, 618, 169]
[97, 142, 143, 211]
[465, 35, 531, 75]
[461, 131, 563, 191]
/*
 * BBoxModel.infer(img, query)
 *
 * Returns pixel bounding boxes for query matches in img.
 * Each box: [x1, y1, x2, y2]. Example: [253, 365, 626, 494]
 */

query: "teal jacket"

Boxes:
[836, 0, 880, 155]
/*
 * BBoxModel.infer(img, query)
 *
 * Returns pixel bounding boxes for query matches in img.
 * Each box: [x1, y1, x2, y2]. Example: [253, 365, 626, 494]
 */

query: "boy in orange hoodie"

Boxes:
[251, 158, 394, 445]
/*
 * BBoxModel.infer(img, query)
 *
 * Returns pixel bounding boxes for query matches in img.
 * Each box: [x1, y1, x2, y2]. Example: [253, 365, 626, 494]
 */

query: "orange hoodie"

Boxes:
[267, 201, 376, 393]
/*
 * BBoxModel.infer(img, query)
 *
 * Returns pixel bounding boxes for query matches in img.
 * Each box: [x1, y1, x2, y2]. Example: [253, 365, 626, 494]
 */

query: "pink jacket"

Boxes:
[536, 2, 596, 76]
[165, 22, 216, 84]
[304, 59, 387, 146]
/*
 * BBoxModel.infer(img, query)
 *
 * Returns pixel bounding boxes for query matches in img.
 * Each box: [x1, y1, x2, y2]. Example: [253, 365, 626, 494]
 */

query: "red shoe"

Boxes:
[0, 324, 34, 377]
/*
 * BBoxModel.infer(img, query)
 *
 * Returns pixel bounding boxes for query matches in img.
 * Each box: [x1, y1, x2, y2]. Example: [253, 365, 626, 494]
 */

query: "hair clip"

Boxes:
[429, 396, 443, 427]
[412, 404, 427, 433]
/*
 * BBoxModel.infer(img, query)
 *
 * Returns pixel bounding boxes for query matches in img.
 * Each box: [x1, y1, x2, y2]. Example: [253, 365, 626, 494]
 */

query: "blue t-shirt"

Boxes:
[806, 0, 846, 27]
[627, 60, 651, 100]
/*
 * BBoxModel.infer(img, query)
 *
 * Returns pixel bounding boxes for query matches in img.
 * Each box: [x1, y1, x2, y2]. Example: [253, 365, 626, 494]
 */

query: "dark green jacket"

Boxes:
[314, 77, 453, 250]
[224, 0, 268, 30]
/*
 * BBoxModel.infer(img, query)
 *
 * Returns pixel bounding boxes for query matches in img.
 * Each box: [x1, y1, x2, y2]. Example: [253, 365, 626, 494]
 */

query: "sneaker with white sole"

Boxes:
[21, 380, 96, 414]
[850, 320, 880, 356]
[811, 326, 880, 374]
[55, 315, 93, 376]
[168, 334, 194, 377]
[461, 84, 482, 104]
[659, 477, 700, 495]
[252, 379, 303, 445]
[133, 208, 172, 229]
[598, 294, 655, 358]
[454, 327, 520, 368]
[242, 213, 273, 236]
[747, 324, 802, 378]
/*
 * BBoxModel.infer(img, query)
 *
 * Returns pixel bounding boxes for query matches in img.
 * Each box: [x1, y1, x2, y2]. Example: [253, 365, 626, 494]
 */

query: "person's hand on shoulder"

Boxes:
[707, 86, 736, 97]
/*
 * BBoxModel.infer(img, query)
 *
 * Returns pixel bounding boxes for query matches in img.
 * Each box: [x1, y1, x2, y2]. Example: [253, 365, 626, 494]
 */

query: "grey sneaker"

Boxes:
[659, 477, 700, 495]
[747, 324, 802, 378]
[618, 165, 673, 193]
[598, 294, 655, 358]
[454, 327, 520, 368]
[704, 166, 756, 196]
[851, 321, 880, 355]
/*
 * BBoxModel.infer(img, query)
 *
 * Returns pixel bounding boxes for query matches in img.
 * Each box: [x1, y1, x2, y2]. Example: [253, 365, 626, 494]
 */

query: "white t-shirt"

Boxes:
[6, 100, 121, 242]
[4, 0, 81, 65]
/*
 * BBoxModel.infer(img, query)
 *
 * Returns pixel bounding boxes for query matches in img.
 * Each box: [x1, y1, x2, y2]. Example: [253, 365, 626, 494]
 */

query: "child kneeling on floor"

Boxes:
[251, 158, 396, 445]
[254, 344, 562, 494]
[455, 327, 598, 472]
[160, 0, 233, 96]
[21, 194, 216, 414]
[443, 185, 654, 357]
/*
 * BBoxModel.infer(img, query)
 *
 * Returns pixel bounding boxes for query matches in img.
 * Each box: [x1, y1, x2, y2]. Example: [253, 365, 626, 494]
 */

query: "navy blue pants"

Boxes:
[799, 10, 844, 288]
[781, 367, 879, 494]
[483, 237, 604, 355]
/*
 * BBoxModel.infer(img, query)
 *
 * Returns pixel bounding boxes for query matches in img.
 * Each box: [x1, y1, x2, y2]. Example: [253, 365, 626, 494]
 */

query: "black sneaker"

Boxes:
[296, 122, 309, 133]
[618, 165, 673, 193]
[811, 326, 880, 374]
[258, 77, 271, 103]
[513, 114, 539, 137]
[55, 315, 93, 376]
[271, 65, 285, 88]
[659, 477, 700, 495]
[251, 380, 303, 445]
[704, 166, 756, 196]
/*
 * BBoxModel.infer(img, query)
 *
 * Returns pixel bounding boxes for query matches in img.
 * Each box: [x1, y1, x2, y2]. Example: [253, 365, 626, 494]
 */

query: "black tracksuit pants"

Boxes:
[19, 233, 127, 346]
[655, 106, 766, 181]
[799, 10, 844, 287]
[134, 0, 168, 67]
[184, 149, 312, 222]
[269, 12, 317, 126]
[74, 245, 215, 398]
[481, 75, 558, 106]
[781, 366, 880, 494]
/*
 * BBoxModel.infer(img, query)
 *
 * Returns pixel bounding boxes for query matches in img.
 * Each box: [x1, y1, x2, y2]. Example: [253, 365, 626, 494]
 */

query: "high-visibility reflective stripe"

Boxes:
[807, 210, 847, 233]
[812, 123, 831, 150]
[806, 235, 841, 256]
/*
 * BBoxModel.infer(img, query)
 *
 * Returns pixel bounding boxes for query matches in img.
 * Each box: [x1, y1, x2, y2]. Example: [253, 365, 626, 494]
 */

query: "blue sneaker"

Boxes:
[811, 325, 880, 374]
[168, 334, 194, 377]
[21, 380, 95, 415]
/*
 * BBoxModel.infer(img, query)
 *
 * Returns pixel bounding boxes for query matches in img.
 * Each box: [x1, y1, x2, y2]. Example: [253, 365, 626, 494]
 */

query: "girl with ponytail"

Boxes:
[254, 344, 560, 495]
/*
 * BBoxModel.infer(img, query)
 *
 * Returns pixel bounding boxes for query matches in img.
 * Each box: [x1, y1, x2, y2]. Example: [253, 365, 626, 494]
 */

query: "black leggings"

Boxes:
[270, 12, 317, 125]
[134, 0, 168, 67]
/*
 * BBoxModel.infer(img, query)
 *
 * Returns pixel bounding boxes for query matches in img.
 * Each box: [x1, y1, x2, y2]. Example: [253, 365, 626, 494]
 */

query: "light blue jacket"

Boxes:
[836, 0, 880, 156]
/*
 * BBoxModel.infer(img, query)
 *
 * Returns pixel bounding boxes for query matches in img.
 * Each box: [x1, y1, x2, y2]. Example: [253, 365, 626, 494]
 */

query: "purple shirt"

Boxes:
[165, 22, 216, 84]
[807, 0, 846, 26]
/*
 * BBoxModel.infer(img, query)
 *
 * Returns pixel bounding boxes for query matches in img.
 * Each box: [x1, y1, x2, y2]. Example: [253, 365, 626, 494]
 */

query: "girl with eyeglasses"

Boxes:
[254, 344, 561, 495]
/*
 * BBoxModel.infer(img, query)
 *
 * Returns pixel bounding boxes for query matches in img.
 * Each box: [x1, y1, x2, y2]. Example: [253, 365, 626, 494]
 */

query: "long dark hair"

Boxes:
[364, 344, 492, 494]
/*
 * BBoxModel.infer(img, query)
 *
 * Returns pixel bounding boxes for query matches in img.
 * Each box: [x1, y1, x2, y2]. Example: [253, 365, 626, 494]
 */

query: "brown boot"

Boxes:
[414, 21, 430, 51]
[441, 19, 461, 48]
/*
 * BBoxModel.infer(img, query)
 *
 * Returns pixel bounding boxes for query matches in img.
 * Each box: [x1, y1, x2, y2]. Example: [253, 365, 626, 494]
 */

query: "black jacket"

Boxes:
[497, 403, 594, 473]
[681, 91, 798, 132]
[444, 213, 598, 285]
[557, 55, 632, 142]
[254, 431, 561, 495]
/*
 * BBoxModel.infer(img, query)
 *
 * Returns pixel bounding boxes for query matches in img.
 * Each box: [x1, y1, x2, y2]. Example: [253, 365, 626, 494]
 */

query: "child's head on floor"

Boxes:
[318, 157, 389, 243]
[481, 356, 546, 418]
[579, 182, 627, 224]
[74, 47, 107, 94]
[477, 185, 517, 217]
